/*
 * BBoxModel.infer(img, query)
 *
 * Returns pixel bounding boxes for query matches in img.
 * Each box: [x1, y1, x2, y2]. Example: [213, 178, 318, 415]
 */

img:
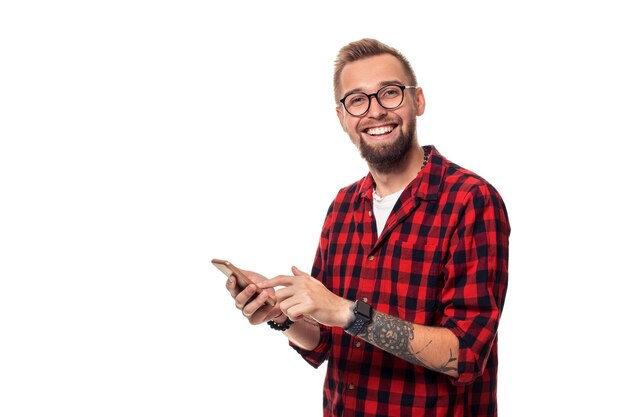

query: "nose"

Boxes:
[367, 95, 388, 118]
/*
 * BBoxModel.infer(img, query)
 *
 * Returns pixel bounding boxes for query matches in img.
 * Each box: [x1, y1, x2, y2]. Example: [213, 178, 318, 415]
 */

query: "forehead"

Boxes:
[339, 53, 409, 95]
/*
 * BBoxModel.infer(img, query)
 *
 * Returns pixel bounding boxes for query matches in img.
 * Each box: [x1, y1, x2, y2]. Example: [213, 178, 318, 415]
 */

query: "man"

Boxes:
[225, 38, 510, 416]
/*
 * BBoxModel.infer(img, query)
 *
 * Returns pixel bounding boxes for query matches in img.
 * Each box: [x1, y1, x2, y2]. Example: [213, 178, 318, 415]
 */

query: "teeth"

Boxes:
[366, 125, 394, 136]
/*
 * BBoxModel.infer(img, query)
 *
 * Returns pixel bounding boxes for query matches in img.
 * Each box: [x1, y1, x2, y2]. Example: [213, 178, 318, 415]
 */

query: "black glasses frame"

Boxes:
[339, 85, 418, 117]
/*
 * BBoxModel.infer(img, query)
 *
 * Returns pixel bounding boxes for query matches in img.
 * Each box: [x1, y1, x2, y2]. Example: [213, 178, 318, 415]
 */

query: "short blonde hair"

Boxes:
[333, 38, 418, 105]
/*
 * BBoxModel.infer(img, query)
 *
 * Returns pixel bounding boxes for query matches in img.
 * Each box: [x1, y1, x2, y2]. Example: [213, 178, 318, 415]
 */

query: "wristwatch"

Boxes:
[345, 300, 372, 336]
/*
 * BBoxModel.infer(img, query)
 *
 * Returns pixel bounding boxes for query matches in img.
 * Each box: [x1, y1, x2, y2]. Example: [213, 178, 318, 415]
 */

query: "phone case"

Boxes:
[211, 258, 276, 306]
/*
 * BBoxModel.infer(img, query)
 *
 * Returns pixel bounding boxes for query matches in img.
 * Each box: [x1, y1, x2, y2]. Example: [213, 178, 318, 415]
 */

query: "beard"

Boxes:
[357, 121, 416, 174]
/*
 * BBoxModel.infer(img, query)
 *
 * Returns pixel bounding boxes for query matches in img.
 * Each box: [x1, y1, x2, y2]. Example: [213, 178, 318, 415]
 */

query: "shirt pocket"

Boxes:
[385, 241, 442, 325]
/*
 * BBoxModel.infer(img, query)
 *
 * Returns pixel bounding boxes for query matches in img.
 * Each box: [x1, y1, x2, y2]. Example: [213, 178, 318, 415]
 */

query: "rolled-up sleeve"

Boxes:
[441, 183, 510, 385]
[289, 325, 332, 368]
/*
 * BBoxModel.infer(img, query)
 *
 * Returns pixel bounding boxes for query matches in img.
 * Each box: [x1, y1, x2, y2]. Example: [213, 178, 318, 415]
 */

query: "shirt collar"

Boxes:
[357, 145, 446, 202]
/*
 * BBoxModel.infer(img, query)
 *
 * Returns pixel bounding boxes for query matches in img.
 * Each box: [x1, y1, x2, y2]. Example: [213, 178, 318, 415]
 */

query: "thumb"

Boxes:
[291, 265, 307, 276]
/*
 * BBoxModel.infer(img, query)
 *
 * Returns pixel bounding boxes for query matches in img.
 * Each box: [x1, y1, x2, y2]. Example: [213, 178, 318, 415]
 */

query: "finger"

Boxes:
[247, 294, 282, 325]
[248, 307, 275, 325]
[234, 284, 258, 309]
[274, 286, 298, 303]
[277, 295, 299, 313]
[225, 276, 239, 298]
[291, 266, 307, 276]
[278, 293, 312, 318]
[242, 290, 269, 317]
[282, 301, 308, 322]
[256, 275, 293, 289]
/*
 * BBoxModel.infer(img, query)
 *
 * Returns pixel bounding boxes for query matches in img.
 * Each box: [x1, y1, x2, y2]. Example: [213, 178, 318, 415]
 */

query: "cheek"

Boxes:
[348, 124, 363, 144]
[400, 112, 417, 132]
[343, 113, 356, 131]
[342, 118, 357, 135]
[342, 117, 350, 132]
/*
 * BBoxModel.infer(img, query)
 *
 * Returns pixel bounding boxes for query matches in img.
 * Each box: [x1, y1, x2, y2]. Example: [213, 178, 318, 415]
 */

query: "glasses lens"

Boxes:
[377, 85, 403, 109]
[345, 93, 369, 116]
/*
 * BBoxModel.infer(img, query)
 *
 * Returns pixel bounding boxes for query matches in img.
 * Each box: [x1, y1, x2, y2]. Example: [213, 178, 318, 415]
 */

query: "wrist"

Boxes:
[267, 314, 294, 331]
[344, 299, 372, 336]
[341, 300, 357, 329]
[270, 312, 289, 325]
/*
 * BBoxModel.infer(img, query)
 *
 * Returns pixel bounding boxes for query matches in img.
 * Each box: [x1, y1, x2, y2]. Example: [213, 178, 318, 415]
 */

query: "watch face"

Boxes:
[355, 300, 372, 318]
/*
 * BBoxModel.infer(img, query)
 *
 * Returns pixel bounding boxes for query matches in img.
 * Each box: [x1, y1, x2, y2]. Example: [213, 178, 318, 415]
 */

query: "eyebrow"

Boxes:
[342, 80, 406, 98]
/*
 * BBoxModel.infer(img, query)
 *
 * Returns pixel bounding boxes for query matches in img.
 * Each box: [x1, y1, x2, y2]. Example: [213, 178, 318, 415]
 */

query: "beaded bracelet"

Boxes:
[267, 317, 294, 331]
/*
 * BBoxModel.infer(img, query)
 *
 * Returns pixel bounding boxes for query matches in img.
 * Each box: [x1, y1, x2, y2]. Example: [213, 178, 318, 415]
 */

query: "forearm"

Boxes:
[357, 309, 459, 378]
[282, 318, 321, 351]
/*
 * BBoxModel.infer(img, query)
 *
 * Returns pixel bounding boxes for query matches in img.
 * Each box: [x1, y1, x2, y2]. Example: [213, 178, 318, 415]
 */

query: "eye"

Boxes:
[381, 87, 401, 98]
[348, 94, 367, 107]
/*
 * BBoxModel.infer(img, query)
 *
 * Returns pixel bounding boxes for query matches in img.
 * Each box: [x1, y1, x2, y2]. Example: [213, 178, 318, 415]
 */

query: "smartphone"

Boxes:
[211, 258, 276, 306]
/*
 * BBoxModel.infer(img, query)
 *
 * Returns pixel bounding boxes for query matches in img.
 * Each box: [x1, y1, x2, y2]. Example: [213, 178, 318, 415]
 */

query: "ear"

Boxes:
[415, 87, 426, 116]
[336, 106, 348, 131]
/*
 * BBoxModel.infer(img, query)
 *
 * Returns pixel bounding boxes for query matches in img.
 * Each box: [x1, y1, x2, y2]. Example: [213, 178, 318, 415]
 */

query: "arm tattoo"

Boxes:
[358, 310, 458, 375]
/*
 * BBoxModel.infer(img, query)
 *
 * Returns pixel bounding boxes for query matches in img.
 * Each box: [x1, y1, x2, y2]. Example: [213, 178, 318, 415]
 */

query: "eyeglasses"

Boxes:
[339, 85, 418, 117]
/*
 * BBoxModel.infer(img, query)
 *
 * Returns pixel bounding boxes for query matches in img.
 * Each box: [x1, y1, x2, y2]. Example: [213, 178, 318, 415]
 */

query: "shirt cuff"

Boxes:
[289, 324, 332, 368]
[443, 319, 493, 385]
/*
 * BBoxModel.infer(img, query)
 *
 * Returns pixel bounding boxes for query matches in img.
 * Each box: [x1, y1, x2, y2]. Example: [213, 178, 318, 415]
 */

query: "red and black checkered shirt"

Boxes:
[291, 146, 510, 417]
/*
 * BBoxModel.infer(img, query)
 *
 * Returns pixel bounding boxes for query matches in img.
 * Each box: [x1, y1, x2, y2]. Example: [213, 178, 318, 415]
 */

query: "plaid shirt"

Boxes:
[291, 146, 510, 417]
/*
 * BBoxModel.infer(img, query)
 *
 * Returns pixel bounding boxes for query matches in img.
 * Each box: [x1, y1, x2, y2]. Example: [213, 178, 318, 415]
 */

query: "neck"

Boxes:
[370, 144, 425, 197]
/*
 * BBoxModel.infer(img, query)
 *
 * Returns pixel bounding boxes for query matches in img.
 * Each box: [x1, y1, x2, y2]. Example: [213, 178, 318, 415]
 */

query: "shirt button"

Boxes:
[362, 297, 368, 303]
[368, 210, 372, 217]
[348, 384, 355, 390]
[355, 341, 361, 348]
[367, 255, 374, 261]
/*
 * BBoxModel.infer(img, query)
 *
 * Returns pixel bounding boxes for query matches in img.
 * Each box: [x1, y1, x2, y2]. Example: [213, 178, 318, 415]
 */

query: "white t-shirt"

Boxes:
[372, 188, 403, 238]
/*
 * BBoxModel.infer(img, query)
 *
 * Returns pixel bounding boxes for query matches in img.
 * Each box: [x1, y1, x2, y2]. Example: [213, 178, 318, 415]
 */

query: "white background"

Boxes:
[1, 1, 624, 416]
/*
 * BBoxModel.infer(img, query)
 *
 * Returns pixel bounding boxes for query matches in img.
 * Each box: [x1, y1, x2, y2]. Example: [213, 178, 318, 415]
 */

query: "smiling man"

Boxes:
[226, 38, 510, 417]
[336, 53, 423, 179]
